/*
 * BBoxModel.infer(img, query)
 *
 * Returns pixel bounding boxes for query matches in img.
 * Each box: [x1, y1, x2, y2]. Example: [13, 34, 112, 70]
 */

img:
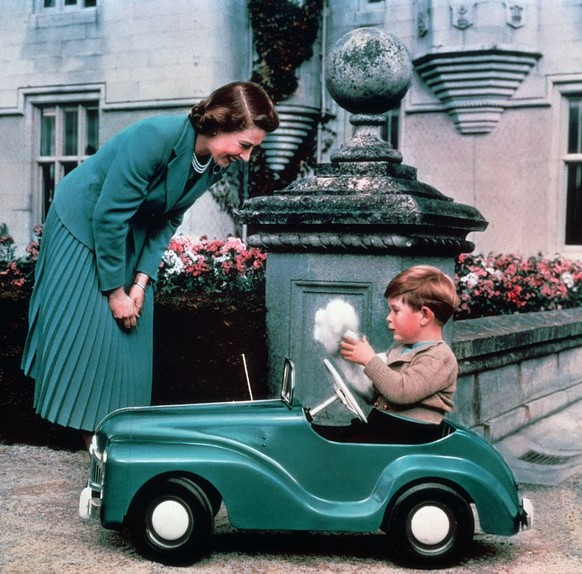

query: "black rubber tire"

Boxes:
[386, 483, 474, 567]
[127, 476, 214, 565]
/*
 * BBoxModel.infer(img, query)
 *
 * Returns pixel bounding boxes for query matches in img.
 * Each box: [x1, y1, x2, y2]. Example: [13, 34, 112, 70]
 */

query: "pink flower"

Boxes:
[156, 235, 267, 296]
[454, 252, 582, 319]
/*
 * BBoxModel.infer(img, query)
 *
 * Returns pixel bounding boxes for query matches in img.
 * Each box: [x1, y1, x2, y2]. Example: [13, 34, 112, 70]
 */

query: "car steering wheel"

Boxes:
[323, 359, 368, 423]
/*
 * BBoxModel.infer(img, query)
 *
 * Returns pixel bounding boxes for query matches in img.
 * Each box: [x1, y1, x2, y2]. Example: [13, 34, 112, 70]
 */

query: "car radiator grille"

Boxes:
[88, 452, 104, 491]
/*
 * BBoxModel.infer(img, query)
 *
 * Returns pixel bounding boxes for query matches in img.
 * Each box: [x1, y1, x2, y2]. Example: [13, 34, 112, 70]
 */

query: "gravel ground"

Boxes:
[1, 443, 581, 574]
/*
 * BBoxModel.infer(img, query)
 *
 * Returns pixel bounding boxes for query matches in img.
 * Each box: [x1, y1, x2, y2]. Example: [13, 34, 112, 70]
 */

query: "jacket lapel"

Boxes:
[164, 119, 195, 210]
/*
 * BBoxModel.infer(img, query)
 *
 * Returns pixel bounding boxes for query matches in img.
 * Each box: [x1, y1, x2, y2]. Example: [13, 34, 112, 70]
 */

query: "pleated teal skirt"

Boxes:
[21, 209, 153, 431]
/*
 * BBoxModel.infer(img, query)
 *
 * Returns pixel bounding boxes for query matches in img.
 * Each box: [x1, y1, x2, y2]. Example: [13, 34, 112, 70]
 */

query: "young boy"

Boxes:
[340, 265, 459, 442]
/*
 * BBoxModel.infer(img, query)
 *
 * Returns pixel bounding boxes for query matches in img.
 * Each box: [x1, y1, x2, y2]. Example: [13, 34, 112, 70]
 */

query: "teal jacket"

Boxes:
[53, 115, 223, 292]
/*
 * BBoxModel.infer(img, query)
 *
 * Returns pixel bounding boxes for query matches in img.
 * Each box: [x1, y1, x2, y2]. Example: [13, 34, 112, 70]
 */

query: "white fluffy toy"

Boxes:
[313, 299, 375, 403]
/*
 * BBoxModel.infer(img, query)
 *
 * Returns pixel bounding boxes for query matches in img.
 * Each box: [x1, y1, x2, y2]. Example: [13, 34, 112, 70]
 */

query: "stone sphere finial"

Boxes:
[325, 27, 413, 115]
[325, 28, 413, 163]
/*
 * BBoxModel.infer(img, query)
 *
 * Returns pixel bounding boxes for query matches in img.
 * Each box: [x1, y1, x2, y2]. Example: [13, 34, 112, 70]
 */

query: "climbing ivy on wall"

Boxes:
[248, 0, 323, 103]
[247, 0, 323, 197]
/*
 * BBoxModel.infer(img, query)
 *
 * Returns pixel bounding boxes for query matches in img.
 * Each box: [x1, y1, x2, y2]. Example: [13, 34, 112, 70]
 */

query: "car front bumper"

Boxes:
[79, 484, 101, 520]
[520, 497, 533, 530]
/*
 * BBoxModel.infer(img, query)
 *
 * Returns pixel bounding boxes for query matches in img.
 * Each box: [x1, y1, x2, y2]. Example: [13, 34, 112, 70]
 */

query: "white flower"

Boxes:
[486, 267, 503, 280]
[461, 272, 479, 289]
[162, 250, 184, 275]
[561, 272, 574, 289]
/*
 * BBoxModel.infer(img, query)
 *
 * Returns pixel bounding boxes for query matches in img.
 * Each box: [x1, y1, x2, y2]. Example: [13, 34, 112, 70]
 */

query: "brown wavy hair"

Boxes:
[384, 265, 460, 325]
[189, 81, 279, 135]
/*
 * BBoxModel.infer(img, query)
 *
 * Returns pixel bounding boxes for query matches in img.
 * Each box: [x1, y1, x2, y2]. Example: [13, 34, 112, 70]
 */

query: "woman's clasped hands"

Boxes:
[107, 274, 148, 330]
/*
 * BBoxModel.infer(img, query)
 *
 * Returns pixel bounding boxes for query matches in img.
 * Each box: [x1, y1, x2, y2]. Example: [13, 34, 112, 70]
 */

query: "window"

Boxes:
[40, 0, 97, 9]
[381, 106, 400, 150]
[565, 97, 582, 245]
[361, 0, 385, 7]
[37, 103, 99, 220]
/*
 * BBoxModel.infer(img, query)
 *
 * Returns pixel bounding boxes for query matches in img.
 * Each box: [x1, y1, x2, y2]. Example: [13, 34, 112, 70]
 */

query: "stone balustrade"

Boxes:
[452, 308, 582, 442]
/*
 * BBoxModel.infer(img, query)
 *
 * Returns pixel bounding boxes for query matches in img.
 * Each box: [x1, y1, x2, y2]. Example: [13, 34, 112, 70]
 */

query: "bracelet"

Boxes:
[133, 281, 147, 291]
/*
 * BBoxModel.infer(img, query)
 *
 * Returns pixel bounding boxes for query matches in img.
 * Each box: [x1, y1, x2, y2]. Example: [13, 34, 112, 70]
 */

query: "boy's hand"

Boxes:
[340, 335, 376, 366]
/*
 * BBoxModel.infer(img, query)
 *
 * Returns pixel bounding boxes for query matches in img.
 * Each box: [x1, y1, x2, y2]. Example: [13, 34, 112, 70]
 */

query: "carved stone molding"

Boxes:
[505, 1, 525, 29]
[450, 2, 474, 30]
[260, 104, 320, 172]
[414, 45, 542, 134]
[246, 231, 475, 255]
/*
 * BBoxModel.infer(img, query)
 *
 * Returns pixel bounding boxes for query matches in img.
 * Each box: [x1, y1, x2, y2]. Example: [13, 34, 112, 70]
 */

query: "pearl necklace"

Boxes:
[191, 152, 212, 174]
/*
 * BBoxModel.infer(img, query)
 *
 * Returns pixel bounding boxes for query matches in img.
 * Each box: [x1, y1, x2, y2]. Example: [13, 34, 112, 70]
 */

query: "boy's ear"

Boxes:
[420, 306, 435, 325]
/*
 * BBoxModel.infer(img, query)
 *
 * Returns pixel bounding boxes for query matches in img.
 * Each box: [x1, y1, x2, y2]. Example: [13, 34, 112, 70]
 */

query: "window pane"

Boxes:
[568, 99, 581, 154]
[40, 163, 55, 221]
[84, 0, 97, 7]
[86, 107, 99, 155]
[40, 111, 55, 156]
[64, 0, 78, 5]
[565, 164, 582, 245]
[43, 0, 56, 7]
[63, 107, 79, 156]
[62, 161, 79, 177]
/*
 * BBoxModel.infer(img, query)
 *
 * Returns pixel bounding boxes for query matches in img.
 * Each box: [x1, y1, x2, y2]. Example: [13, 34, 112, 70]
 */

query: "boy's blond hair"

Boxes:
[384, 265, 459, 325]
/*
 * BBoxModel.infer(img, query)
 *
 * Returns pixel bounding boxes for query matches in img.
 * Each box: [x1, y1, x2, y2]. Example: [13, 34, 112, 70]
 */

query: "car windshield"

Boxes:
[281, 358, 295, 408]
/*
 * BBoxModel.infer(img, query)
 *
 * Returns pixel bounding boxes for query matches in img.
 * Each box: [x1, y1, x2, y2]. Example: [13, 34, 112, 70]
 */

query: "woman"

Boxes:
[21, 81, 279, 448]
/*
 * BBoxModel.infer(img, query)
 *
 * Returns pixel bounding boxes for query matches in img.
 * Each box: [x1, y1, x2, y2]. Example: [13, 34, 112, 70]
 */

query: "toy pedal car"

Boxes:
[80, 358, 532, 566]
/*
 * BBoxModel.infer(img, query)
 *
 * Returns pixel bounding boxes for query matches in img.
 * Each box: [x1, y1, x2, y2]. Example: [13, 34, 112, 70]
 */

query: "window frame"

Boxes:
[360, 0, 385, 10]
[32, 0, 98, 26]
[549, 76, 582, 257]
[564, 97, 582, 246]
[37, 0, 97, 11]
[27, 90, 101, 223]
[381, 106, 400, 150]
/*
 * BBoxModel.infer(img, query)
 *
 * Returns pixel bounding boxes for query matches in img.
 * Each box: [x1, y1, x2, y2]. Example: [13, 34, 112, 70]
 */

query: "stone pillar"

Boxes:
[238, 28, 488, 422]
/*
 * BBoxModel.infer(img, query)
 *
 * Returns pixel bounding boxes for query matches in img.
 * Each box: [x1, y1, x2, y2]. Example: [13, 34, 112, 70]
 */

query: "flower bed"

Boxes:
[157, 235, 266, 296]
[455, 252, 582, 320]
[3, 223, 580, 321]
[0, 223, 40, 295]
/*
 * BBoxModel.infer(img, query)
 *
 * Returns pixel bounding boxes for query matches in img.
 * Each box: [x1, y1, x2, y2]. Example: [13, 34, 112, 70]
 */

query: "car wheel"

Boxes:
[128, 476, 214, 565]
[386, 483, 474, 566]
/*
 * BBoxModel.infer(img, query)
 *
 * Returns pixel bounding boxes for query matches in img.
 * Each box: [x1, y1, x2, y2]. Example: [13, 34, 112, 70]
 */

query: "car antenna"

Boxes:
[242, 353, 254, 400]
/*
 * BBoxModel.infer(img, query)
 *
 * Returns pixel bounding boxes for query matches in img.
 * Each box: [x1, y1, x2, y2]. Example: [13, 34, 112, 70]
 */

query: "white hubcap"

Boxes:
[151, 500, 191, 541]
[410, 505, 451, 545]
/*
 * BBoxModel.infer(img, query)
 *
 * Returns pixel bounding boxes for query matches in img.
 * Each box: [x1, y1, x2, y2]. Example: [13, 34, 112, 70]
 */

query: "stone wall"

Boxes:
[452, 309, 582, 442]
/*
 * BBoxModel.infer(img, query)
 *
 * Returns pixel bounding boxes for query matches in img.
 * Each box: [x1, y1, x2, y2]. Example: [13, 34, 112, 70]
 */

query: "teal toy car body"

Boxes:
[80, 358, 532, 566]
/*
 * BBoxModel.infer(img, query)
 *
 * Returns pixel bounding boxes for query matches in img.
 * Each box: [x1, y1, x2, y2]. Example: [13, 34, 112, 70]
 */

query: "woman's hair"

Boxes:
[384, 265, 459, 325]
[189, 81, 279, 135]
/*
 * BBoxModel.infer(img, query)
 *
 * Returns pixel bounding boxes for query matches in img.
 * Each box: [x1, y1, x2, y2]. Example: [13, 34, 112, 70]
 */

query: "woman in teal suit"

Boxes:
[21, 82, 279, 448]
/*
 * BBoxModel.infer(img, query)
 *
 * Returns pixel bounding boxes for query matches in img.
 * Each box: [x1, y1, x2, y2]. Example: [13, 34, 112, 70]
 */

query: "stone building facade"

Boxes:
[0, 0, 251, 253]
[2, 0, 582, 261]
[323, 0, 582, 261]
